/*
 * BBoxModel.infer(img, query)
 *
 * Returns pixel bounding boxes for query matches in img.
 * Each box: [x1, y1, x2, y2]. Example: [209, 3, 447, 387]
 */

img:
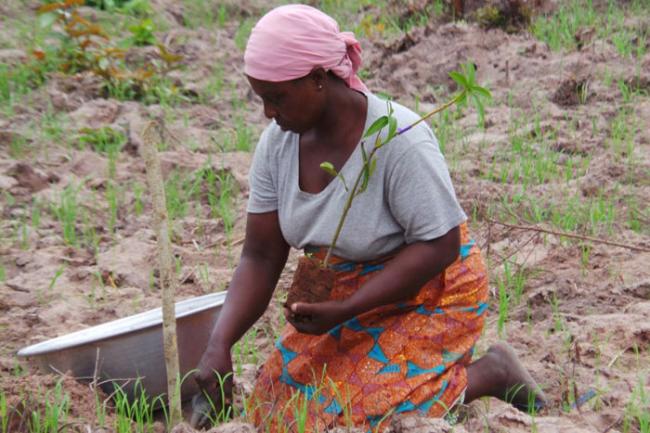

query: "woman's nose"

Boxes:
[263, 102, 278, 119]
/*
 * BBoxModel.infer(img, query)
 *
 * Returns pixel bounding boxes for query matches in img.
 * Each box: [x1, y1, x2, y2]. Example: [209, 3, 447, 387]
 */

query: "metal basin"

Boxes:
[17, 291, 227, 403]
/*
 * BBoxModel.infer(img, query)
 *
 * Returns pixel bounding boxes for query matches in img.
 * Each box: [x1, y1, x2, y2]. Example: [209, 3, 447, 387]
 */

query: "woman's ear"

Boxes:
[309, 68, 328, 91]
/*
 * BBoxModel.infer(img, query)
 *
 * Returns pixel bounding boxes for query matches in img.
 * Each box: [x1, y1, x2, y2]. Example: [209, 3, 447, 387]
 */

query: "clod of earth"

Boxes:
[285, 256, 336, 307]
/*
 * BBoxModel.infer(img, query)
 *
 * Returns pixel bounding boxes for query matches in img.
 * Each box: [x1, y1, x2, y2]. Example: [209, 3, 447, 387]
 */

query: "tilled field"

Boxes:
[0, 0, 649, 432]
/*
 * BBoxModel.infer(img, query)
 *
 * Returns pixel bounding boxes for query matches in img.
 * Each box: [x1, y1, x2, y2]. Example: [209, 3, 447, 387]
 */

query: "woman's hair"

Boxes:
[244, 4, 368, 92]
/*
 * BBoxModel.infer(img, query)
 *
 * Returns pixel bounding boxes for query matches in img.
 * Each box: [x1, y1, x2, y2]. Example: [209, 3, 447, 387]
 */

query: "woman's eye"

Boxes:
[266, 95, 283, 105]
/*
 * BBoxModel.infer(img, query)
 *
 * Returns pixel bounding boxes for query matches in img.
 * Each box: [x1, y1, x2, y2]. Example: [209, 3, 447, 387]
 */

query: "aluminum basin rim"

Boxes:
[16, 291, 227, 357]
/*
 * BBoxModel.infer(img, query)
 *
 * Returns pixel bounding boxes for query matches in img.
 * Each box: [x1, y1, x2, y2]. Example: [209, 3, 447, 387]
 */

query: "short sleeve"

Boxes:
[246, 128, 278, 213]
[386, 135, 467, 243]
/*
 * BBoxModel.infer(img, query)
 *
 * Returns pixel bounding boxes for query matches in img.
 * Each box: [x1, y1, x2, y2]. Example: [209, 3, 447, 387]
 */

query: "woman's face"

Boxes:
[247, 73, 326, 134]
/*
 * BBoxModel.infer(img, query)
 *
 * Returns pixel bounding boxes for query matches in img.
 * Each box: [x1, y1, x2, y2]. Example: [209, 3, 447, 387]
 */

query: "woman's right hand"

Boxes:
[191, 212, 290, 428]
[192, 344, 234, 428]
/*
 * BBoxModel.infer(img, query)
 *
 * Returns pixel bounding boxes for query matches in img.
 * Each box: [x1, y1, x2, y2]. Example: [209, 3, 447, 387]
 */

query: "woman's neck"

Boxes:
[310, 78, 367, 146]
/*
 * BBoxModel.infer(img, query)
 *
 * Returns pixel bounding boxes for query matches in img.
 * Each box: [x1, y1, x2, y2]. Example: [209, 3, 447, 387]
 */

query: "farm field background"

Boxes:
[0, 0, 649, 432]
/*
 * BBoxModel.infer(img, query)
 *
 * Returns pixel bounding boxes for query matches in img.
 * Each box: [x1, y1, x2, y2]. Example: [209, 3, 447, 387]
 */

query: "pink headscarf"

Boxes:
[244, 4, 368, 93]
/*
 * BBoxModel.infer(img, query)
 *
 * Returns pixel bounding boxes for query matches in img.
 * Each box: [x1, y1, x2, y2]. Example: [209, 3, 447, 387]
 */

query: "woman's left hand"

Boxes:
[285, 300, 352, 335]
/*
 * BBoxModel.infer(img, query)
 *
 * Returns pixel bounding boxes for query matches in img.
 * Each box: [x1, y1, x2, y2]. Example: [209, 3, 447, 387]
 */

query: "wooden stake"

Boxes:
[141, 120, 182, 426]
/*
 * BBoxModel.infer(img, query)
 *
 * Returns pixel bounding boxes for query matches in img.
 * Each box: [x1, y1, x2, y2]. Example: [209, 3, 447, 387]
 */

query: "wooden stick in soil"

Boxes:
[141, 120, 182, 426]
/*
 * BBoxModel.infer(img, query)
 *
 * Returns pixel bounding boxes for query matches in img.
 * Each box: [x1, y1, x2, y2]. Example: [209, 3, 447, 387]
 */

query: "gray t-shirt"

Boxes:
[247, 92, 467, 262]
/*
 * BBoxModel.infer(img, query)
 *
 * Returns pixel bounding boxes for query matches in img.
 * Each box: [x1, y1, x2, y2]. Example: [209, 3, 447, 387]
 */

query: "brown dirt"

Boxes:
[285, 256, 336, 307]
[0, 373, 116, 432]
[1, 0, 649, 432]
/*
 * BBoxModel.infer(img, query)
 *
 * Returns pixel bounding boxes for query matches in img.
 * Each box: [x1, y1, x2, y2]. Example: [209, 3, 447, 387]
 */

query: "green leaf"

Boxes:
[472, 94, 485, 126]
[98, 57, 110, 71]
[448, 71, 468, 89]
[464, 62, 476, 83]
[363, 116, 388, 138]
[319, 161, 338, 177]
[387, 115, 397, 142]
[38, 12, 58, 29]
[471, 86, 492, 100]
[360, 143, 370, 192]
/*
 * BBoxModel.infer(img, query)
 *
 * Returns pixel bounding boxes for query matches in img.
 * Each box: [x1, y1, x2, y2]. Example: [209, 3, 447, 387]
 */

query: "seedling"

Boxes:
[192, 371, 234, 427]
[0, 391, 8, 433]
[133, 182, 145, 216]
[106, 181, 120, 233]
[51, 185, 79, 246]
[497, 273, 509, 338]
[286, 63, 491, 306]
[112, 381, 162, 433]
[128, 18, 156, 46]
[37, 1, 183, 103]
[28, 380, 70, 433]
[78, 126, 126, 154]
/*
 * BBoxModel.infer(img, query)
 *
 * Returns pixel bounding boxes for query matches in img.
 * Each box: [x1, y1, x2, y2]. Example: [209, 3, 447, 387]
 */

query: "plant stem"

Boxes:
[323, 90, 467, 267]
[397, 91, 466, 135]
[323, 153, 369, 267]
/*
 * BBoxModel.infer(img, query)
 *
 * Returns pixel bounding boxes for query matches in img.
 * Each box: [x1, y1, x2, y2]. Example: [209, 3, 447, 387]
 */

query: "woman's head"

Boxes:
[244, 4, 367, 132]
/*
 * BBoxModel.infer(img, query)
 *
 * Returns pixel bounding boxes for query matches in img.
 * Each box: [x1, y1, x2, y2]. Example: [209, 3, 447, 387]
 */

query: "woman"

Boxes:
[196, 4, 545, 432]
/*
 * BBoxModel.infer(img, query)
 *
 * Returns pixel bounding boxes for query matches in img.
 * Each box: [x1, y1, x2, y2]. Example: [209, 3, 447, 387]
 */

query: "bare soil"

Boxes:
[1, 0, 648, 432]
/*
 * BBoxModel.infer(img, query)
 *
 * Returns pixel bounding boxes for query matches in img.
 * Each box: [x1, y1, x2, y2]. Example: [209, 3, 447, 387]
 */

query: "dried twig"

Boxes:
[487, 220, 650, 253]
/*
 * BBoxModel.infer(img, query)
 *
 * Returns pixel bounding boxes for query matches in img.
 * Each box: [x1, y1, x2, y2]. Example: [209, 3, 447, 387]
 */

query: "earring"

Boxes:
[318, 84, 323, 90]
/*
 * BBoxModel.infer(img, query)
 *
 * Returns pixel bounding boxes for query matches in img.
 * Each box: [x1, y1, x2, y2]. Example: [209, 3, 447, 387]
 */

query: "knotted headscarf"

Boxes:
[244, 4, 368, 92]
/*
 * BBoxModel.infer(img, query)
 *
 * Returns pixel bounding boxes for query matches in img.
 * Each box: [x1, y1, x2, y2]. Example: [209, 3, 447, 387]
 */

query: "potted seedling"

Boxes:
[285, 63, 491, 309]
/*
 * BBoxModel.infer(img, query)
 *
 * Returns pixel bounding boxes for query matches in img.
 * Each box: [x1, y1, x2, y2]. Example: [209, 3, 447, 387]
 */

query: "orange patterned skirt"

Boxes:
[247, 224, 488, 432]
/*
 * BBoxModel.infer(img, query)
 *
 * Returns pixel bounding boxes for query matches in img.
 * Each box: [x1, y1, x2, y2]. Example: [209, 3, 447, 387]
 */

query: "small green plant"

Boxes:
[78, 126, 126, 154]
[84, 0, 137, 9]
[31, 199, 42, 229]
[48, 266, 65, 292]
[229, 116, 254, 151]
[164, 171, 188, 221]
[133, 182, 145, 215]
[201, 62, 225, 102]
[199, 371, 234, 426]
[112, 381, 161, 433]
[321, 62, 491, 266]
[8, 133, 30, 159]
[94, 391, 107, 429]
[0, 390, 8, 433]
[28, 380, 71, 433]
[497, 271, 510, 338]
[51, 185, 79, 246]
[19, 220, 30, 250]
[38, 1, 183, 103]
[106, 181, 120, 233]
[128, 18, 156, 46]
[234, 18, 255, 51]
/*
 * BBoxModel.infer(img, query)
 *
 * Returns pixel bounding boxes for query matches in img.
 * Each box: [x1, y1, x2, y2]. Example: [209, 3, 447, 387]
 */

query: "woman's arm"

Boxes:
[195, 211, 290, 397]
[289, 225, 460, 335]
